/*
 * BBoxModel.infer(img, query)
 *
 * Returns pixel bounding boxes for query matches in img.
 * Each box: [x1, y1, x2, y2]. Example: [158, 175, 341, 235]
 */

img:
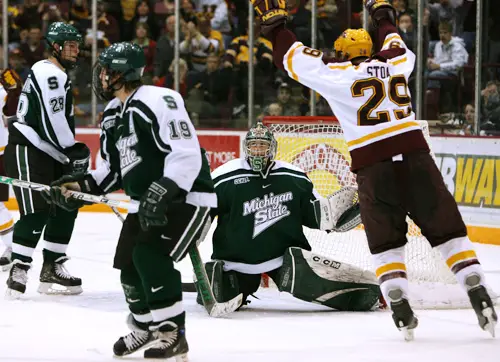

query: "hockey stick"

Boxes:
[1, 174, 242, 317]
[0, 176, 140, 213]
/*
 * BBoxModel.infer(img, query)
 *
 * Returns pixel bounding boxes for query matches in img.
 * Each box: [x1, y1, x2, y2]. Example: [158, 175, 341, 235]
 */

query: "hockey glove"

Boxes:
[251, 0, 288, 36]
[63, 142, 91, 174]
[42, 173, 102, 211]
[0, 69, 23, 118]
[364, 0, 396, 27]
[138, 177, 186, 231]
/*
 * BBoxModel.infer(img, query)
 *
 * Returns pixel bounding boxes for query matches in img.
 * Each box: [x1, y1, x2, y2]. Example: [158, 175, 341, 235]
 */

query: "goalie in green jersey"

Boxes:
[195, 122, 381, 312]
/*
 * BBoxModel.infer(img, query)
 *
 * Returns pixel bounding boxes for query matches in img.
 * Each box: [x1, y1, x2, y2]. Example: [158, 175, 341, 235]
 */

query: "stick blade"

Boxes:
[208, 293, 243, 318]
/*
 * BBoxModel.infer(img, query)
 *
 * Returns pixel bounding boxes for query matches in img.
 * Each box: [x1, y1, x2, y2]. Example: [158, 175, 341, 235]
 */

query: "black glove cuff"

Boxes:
[78, 174, 104, 195]
[156, 177, 187, 204]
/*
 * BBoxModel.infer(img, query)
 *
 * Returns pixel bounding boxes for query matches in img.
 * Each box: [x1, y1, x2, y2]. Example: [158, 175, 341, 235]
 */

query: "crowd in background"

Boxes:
[0, 0, 499, 136]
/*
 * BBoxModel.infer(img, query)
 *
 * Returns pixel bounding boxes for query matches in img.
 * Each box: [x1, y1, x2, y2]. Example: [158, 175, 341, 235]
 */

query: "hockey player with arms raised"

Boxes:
[2, 22, 91, 298]
[46, 42, 216, 360]
[250, 0, 497, 339]
[200, 122, 381, 312]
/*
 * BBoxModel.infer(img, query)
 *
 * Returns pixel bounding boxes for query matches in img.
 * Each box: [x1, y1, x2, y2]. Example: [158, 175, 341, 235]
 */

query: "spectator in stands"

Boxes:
[305, 0, 338, 48]
[133, 0, 160, 41]
[153, 15, 183, 85]
[15, 0, 43, 31]
[8, 48, 30, 82]
[19, 25, 45, 67]
[392, 0, 415, 19]
[97, 0, 120, 44]
[481, 81, 500, 132]
[180, 15, 224, 72]
[427, 21, 468, 113]
[132, 23, 156, 84]
[287, 0, 312, 47]
[181, 0, 198, 24]
[275, 83, 301, 117]
[257, 103, 283, 122]
[197, 0, 231, 46]
[223, 22, 274, 107]
[185, 53, 232, 121]
[41, 5, 65, 36]
[427, 0, 462, 42]
[69, 0, 91, 33]
[120, 0, 139, 41]
[162, 58, 189, 97]
[398, 13, 415, 52]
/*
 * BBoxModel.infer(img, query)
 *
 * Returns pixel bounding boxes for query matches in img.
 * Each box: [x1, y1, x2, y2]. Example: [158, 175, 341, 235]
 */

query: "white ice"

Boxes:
[0, 212, 499, 362]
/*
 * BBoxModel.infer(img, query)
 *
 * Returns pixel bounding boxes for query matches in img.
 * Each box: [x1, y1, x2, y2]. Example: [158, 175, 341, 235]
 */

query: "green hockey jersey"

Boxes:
[211, 158, 323, 273]
[91, 85, 216, 207]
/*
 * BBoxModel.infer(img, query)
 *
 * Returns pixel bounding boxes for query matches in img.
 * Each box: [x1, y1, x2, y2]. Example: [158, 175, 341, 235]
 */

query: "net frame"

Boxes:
[262, 116, 490, 309]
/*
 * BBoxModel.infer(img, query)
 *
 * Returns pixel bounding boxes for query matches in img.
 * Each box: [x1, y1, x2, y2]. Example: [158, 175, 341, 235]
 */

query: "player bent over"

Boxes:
[197, 122, 381, 312]
[250, 0, 497, 339]
[46, 42, 216, 360]
[0, 71, 16, 270]
[2, 23, 90, 298]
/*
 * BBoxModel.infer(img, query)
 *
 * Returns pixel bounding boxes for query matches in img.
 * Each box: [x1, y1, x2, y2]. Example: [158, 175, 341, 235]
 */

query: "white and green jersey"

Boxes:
[211, 158, 322, 274]
[16, 60, 76, 151]
[91, 85, 216, 206]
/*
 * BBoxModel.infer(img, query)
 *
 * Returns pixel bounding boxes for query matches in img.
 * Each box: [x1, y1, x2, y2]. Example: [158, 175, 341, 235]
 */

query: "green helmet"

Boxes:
[243, 122, 277, 172]
[45, 22, 82, 70]
[92, 42, 146, 101]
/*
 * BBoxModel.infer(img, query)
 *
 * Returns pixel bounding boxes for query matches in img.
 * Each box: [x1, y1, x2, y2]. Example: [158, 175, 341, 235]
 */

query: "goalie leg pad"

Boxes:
[195, 261, 241, 305]
[277, 247, 381, 311]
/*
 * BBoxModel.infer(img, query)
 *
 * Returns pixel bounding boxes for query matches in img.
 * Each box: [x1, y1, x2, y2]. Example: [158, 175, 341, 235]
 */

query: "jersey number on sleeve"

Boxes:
[168, 120, 192, 140]
[351, 75, 411, 125]
[49, 96, 64, 114]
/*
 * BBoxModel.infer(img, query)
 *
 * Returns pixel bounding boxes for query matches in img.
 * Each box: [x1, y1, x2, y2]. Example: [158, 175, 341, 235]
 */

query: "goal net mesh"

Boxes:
[262, 116, 492, 309]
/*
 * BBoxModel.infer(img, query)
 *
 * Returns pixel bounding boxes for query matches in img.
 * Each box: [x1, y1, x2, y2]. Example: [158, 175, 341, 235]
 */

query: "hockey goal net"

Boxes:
[262, 116, 493, 309]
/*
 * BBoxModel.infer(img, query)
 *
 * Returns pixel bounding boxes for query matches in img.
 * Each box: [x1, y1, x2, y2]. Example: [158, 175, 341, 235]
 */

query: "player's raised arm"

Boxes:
[251, 0, 340, 96]
[365, 0, 406, 53]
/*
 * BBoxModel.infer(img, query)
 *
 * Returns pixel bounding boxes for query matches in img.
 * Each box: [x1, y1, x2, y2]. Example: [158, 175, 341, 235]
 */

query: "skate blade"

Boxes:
[37, 282, 83, 295]
[482, 306, 497, 338]
[175, 353, 188, 361]
[398, 321, 415, 342]
[5, 288, 23, 300]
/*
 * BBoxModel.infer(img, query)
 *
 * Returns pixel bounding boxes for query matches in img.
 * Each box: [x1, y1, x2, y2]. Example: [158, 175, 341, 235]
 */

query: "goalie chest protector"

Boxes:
[211, 158, 320, 265]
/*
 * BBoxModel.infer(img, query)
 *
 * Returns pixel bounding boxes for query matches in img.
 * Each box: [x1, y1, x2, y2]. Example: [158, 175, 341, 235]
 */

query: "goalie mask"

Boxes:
[243, 122, 277, 172]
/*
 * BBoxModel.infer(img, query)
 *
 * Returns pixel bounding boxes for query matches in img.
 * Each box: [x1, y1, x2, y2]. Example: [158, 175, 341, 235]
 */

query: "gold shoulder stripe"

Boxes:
[389, 57, 407, 66]
[286, 43, 303, 81]
[383, 34, 402, 47]
[328, 63, 352, 70]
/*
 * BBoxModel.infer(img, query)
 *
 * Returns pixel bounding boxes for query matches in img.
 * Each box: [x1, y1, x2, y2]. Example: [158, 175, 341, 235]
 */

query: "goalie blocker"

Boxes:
[195, 247, 381, 312]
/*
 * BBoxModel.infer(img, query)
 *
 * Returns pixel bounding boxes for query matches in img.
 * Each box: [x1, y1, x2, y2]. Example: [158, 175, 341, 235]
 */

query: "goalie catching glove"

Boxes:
[364, 0, 396, 27]
[250, 0, 288, 36]
[313, 186, 361, 233]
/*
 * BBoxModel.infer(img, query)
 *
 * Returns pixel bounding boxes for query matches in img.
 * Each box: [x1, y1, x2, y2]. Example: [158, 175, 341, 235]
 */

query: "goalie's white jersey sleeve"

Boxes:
[282, 33, 427, 171]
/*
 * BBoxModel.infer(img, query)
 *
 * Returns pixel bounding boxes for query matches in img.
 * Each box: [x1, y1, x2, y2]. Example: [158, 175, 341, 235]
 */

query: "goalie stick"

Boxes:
[0, 175, 243, 317]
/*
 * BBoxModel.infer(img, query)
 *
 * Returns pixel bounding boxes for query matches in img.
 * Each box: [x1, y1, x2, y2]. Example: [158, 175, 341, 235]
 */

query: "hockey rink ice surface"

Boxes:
[0, 212, 499, 362]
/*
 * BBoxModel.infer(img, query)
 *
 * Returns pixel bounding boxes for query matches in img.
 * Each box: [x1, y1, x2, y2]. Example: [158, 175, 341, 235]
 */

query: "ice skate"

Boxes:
[38, 256, 82, 295]
[144, 321, 189, 361]
[465, 274, 497, 337]
[0, 247, 12, 271]
[113, 314, 156, 357]
[387, 289, 418, 341]
[5, 260, 31, 299]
